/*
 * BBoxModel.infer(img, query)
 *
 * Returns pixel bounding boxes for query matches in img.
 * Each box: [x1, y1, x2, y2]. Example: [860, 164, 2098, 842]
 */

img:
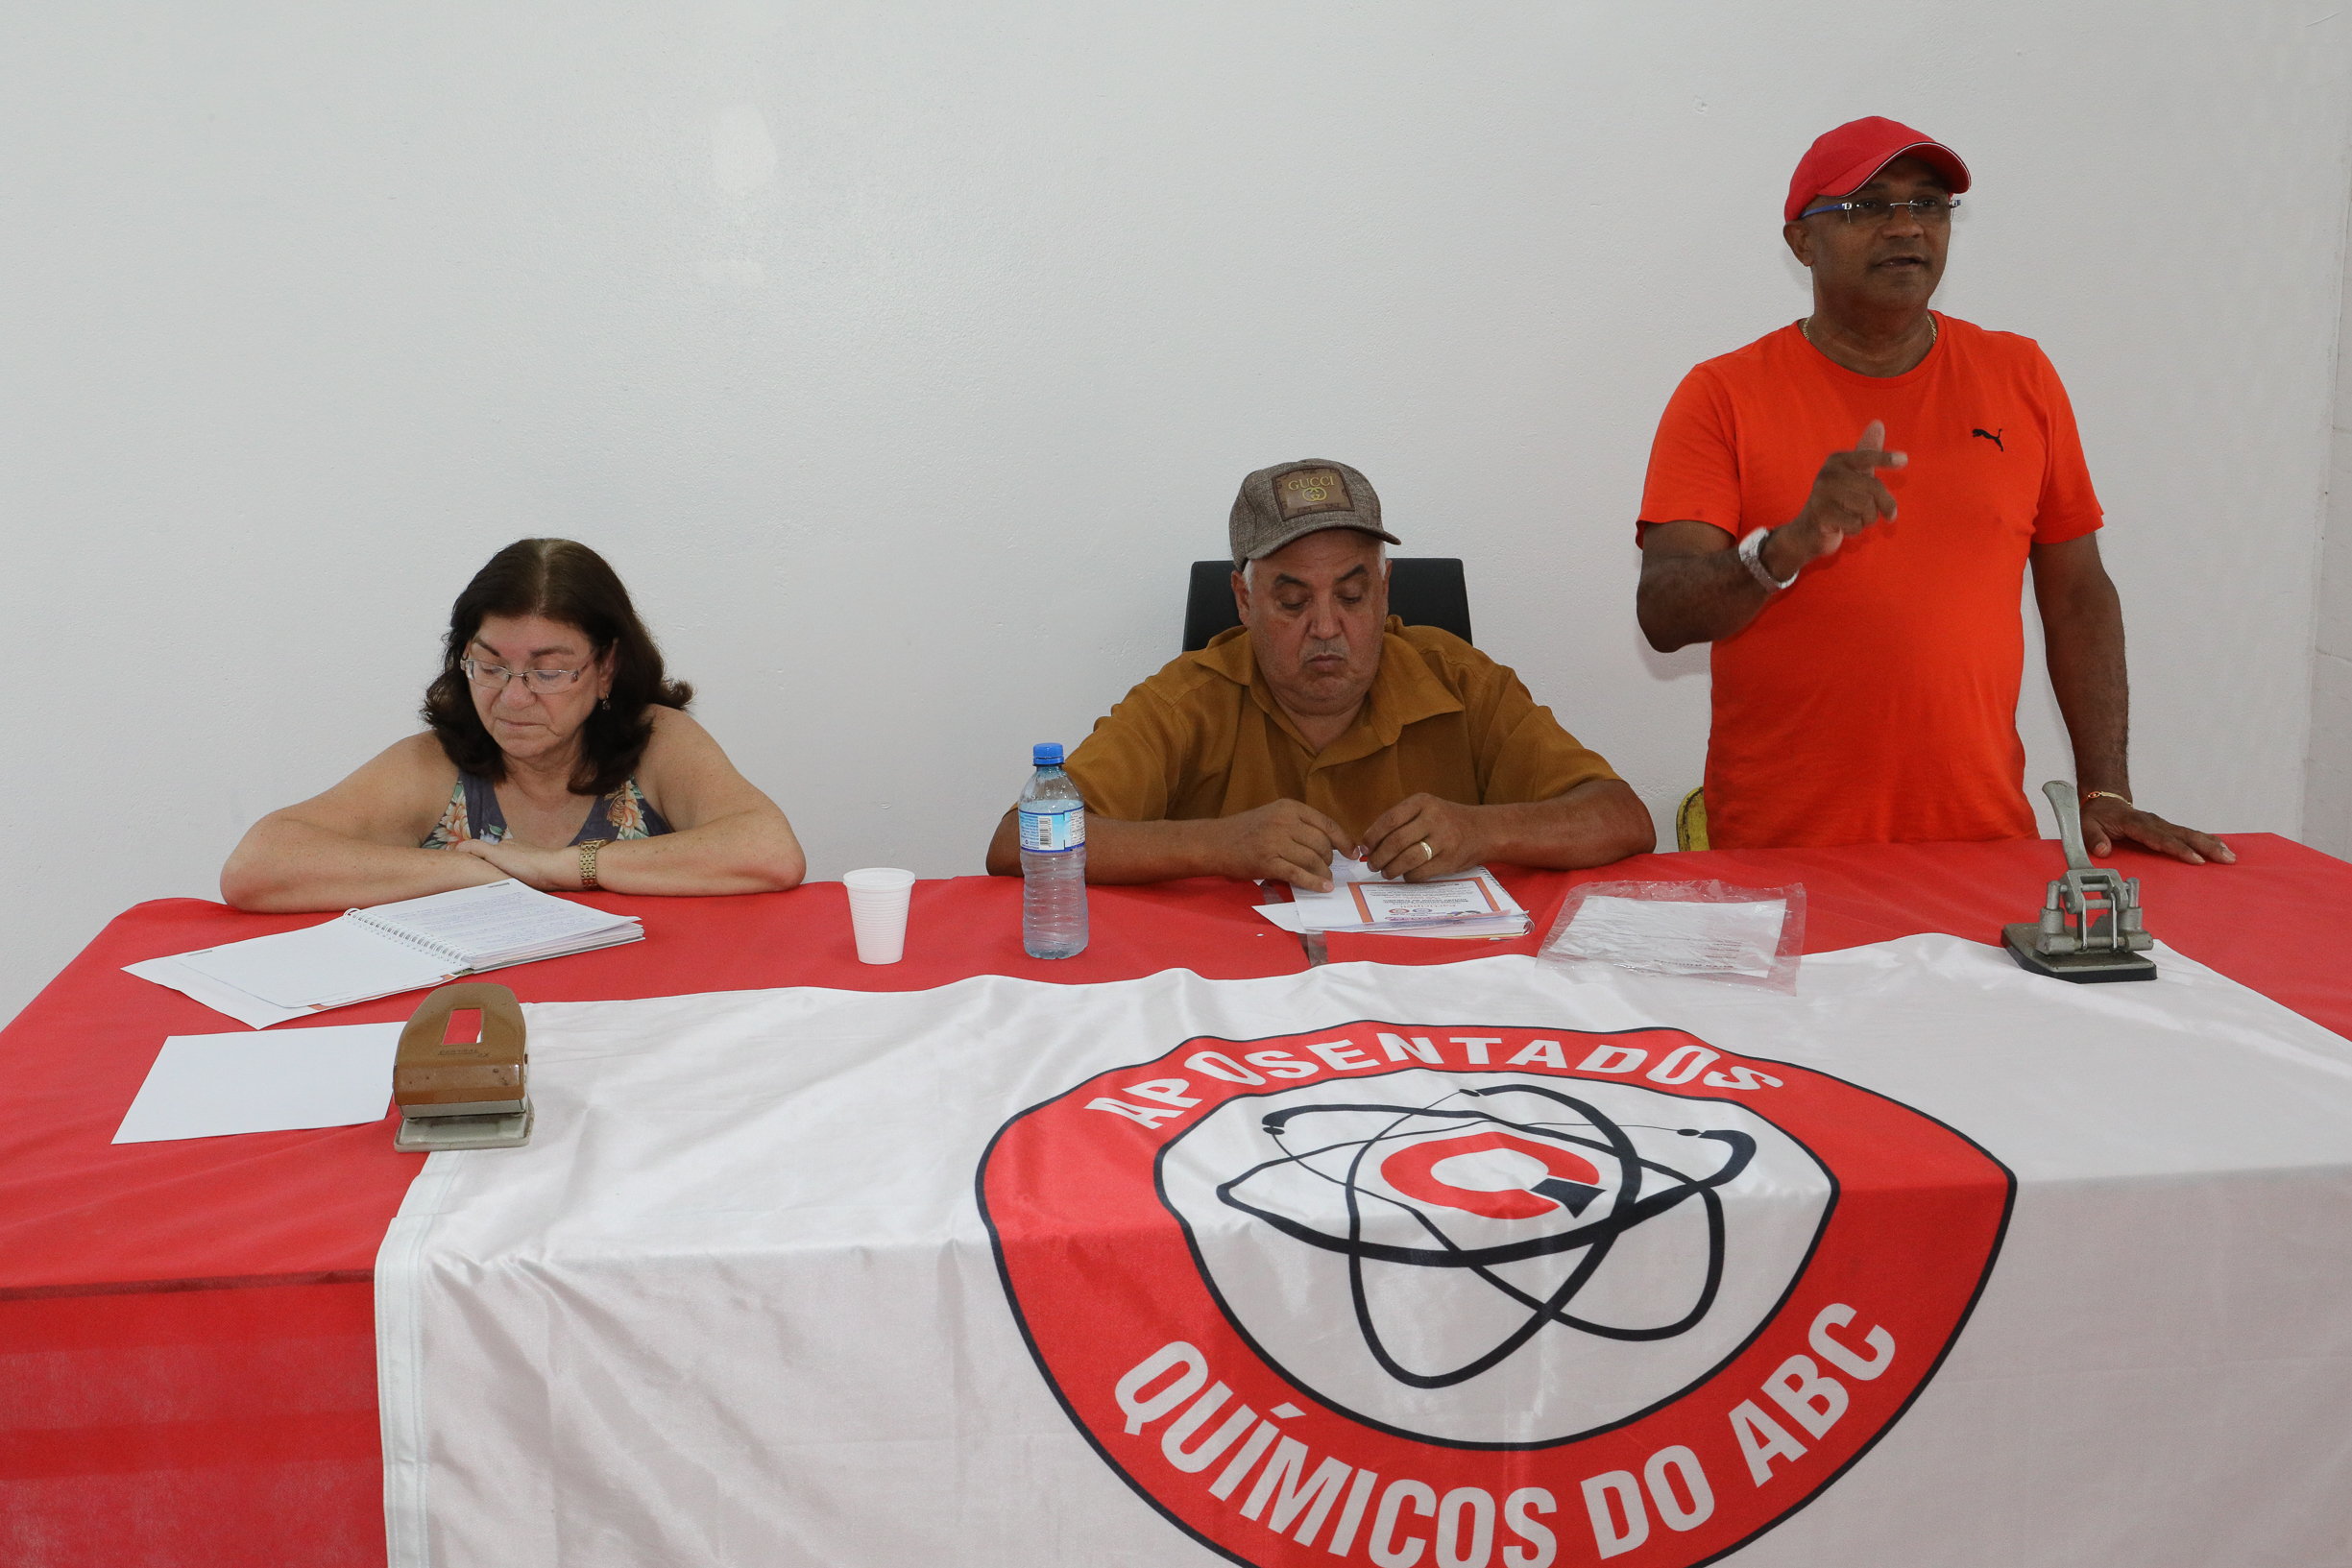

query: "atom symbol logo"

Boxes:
[986, 1020, 2014, 1563]
[1214, 1083, 1756, 1390]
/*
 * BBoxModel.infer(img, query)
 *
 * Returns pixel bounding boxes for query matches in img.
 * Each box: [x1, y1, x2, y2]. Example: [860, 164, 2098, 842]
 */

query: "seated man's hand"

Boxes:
[2080, 795, 2236, 866]
[1360, 794, 1483, 883]
[1214, 800, 1353, 891]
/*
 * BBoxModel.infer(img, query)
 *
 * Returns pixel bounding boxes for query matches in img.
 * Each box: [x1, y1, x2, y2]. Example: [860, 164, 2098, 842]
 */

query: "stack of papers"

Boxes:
[1547, 894, 1787, 977]
[1254, 857, 1530, 939]
[127, 879, 643, 1028]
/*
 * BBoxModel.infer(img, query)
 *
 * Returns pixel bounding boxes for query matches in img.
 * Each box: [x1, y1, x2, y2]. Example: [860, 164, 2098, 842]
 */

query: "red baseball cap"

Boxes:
[1784, 116, 1971, 223]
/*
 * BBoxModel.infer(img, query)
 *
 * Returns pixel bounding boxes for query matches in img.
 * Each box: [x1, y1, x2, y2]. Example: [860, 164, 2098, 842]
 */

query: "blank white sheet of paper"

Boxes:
[113, 1022, 404, 1144]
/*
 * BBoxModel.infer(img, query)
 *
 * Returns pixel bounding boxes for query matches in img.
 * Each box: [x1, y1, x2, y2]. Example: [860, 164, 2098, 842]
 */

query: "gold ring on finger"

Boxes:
[1418, 839, 1434, 864]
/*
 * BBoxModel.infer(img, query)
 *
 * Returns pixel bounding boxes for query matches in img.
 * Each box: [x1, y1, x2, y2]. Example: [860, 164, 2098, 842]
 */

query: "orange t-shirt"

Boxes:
[1637, 315, 2103, 849]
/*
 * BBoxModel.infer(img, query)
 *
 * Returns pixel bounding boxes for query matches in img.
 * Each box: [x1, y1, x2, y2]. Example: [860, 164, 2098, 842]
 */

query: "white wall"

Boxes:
[5, 3, 2349, 1026]
[2308, 224, 2352, 859]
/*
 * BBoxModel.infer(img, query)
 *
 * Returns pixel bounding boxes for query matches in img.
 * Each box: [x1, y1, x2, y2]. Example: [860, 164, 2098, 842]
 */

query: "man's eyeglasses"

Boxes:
[1798, 196, 1961, 227]
[460, 658, 589, 694]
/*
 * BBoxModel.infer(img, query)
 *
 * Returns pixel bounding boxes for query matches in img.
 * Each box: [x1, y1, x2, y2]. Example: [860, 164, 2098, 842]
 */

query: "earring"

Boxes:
[599, 696, 611, 711]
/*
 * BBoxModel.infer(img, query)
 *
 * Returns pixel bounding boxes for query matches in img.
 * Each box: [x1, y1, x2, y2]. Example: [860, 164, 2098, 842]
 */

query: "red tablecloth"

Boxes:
[1329, 835, 2352, 1040]
[3, 839, 2346, 1567]
[0, 875, 1299, 1568]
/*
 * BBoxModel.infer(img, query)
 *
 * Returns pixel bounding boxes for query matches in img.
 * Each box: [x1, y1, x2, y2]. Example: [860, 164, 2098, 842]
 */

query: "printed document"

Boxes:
[1257, 857, 1530, 938]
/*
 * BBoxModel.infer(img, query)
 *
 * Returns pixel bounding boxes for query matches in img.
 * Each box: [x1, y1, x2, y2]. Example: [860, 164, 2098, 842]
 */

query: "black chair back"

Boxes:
[1181, 558, 1472, 652]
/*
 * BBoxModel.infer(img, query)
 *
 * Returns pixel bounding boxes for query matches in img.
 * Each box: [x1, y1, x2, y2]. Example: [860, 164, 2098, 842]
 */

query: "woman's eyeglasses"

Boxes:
[460, 658, 589, 694]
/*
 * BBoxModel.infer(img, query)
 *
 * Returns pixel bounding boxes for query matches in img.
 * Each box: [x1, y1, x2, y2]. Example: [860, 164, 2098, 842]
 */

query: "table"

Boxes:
[4, 837, 2348, 1566]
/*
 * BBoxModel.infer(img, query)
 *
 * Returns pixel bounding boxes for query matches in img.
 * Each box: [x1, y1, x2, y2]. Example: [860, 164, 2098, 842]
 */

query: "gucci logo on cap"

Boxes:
[1275, 467, 1354, 521]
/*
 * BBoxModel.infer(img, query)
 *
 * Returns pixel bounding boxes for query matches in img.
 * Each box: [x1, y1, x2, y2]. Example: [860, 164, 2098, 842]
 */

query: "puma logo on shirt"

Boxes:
[1972, 427, 2005, 452]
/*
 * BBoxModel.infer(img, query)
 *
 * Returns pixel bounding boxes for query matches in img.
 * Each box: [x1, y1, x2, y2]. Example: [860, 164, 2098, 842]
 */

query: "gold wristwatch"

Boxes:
[578, 839, 610, 890]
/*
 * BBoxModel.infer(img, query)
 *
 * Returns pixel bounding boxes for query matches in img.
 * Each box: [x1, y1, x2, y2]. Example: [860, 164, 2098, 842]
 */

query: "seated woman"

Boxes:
[222, 539, 805, 911]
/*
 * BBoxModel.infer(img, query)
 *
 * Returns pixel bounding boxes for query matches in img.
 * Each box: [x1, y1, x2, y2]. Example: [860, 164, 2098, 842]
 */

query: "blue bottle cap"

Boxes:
[1032, 742, 1064, 767]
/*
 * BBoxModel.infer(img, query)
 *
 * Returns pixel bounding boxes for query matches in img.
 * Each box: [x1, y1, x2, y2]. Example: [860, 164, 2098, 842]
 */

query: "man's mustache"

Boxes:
[1299, 638, 1352, 667]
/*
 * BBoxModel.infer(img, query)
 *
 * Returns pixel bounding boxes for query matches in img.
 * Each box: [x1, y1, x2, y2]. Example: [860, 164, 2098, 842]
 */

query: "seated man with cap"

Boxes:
[985, 460, 1653, 889]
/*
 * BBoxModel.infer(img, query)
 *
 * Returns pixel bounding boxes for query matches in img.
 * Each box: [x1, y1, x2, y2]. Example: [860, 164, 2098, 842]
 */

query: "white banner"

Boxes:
[377, 938, 2352, 1567]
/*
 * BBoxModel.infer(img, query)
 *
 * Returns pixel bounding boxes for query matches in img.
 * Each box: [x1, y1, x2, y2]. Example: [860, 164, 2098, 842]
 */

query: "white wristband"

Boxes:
[1738, 528, 1798, 592]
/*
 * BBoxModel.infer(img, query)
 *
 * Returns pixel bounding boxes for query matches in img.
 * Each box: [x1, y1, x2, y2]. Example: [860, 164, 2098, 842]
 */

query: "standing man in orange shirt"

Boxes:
[1636, 116, 2229, 863]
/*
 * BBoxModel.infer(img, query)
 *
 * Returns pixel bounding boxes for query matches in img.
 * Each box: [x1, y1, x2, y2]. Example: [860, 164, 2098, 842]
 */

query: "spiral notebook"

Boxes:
[126, 880, 643, 1028]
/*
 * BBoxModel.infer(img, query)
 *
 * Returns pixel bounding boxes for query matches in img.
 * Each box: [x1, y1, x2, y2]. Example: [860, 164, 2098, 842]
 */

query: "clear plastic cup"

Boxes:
[843, 868, 917, 964]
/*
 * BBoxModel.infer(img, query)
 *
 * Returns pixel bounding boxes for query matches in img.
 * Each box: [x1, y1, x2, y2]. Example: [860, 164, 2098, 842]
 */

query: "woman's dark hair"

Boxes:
[422, 539, 692, 796]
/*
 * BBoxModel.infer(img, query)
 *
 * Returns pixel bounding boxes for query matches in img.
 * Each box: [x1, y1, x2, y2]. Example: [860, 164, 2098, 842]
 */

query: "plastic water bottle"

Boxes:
[1019, 742, 1088, 959]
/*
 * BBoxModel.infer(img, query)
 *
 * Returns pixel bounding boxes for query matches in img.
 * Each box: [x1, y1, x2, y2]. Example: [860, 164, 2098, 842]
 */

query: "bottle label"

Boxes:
[1019, 806, 1085, 854]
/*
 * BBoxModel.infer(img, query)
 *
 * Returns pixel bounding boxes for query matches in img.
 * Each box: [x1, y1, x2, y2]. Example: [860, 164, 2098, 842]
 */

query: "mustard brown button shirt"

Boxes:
[1064, 617, 1619, 844]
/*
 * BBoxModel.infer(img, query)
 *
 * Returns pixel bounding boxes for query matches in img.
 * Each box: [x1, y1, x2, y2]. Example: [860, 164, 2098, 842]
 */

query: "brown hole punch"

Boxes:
[394, 981, 534, 1151]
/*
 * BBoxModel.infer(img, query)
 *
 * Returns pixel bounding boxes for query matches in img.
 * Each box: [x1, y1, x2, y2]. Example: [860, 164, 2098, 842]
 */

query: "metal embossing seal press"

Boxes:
[394, 981, 534, 1150]
[2001, 780, 2157, 983]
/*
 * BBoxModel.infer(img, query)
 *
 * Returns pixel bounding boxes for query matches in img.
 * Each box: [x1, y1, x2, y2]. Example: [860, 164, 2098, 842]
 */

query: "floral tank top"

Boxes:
[422, 772, 671, 848]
